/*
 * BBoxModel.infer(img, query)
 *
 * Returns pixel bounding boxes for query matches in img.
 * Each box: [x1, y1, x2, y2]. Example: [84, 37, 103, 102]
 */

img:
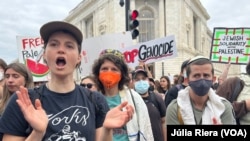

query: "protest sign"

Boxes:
[17, 36, 50, 82]
[210, 28, 250, 65]
[16, 33, 177, 80]
[79, 33, 177, 77]
[79, 32, 133, 77]
[120, 35, 177, 68]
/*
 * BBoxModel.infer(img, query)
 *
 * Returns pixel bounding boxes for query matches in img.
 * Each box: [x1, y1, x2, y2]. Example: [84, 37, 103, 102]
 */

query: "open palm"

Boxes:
[104, 101, 134, 129]
[16, 86, 48, 134]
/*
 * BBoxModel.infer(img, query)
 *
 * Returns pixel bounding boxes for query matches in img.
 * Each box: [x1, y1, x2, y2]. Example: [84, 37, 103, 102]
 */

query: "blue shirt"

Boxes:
[106, 94, 129, 141]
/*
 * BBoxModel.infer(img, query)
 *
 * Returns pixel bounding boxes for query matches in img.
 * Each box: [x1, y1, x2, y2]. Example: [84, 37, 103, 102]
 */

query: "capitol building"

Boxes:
[64, 0, 242, 82]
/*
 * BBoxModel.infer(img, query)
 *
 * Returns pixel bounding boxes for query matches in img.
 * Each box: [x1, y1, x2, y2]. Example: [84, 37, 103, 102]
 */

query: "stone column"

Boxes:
[81, 20, 86, 39]
[159, 0, 165, 37]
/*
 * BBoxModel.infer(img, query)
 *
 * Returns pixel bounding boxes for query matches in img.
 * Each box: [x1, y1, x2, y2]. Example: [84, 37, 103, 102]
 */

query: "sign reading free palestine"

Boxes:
[210, 28, 250, 65]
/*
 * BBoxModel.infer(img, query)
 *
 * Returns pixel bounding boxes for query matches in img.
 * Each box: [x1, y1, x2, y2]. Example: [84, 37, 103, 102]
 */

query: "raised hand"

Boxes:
[16, 86, 48, 134]
[103, 101, 134, 129]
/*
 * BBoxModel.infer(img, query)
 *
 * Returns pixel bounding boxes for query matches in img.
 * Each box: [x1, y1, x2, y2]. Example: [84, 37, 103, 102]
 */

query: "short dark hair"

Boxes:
[181, 59, 190, 73]
[148, 78, 155, 84]
[186, 58, 214, 77]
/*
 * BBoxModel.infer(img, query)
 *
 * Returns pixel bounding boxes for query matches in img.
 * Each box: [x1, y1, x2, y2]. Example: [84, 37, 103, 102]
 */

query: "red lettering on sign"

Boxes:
[22, 37, 44, 49]
[123, 49, 138, 63]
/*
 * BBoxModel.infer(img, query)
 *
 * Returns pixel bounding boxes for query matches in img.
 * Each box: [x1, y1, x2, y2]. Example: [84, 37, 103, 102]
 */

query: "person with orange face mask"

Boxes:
[92, 49, 154, 141]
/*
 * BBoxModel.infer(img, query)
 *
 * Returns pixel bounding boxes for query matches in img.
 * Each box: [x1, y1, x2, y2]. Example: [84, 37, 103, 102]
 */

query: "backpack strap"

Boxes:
[77, 84, 100, 115]
[29, 84, 45, 106]
[26, 84, 45, 134]
[149, 91, 161, 113]
[128, 89, 141, 139]
[177, 105, 184, 125]
[129, 89, 137, 111]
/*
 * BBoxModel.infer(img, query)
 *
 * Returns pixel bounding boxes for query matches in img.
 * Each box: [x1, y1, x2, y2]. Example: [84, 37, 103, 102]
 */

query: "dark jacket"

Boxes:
[216, 76, 247, 119]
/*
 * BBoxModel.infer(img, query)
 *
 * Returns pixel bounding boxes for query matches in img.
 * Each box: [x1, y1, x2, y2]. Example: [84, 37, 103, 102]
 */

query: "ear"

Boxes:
[76, 54, 82, 68]
[212, 76, 217, 83]
[78, 54, 82, 64]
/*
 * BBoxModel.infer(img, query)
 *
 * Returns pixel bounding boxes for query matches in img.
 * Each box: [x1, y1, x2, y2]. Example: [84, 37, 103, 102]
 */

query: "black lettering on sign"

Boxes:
[138, 40, 174, 60]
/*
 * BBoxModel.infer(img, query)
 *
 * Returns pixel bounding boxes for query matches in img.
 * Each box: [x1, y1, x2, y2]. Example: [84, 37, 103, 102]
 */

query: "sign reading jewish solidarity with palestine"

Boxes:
[17, 36, 50, 82]
[210, 28, 250, 65]
[79, 32, 177, 77]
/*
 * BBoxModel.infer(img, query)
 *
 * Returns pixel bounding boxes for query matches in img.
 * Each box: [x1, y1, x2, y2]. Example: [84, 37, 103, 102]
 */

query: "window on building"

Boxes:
[187, 30, 190, 47]
[86, 16, 93, 38]
[201, 37, 205, 52]
[139, 9, 155, 42]
[193, 15, 197, 50]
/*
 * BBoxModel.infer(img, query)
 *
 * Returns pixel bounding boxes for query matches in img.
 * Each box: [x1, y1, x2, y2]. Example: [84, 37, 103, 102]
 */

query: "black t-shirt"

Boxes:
[0, 85, 109, 140]
[142, 93, 166, 141]
[164, 84, 186, 108]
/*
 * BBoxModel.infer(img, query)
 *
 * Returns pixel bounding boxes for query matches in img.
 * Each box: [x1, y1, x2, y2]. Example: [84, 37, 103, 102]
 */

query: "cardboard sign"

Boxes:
[210, 28, 250, 65]
[17, 36, 50, 82]
[79, 34, 177, 77]
[79, 32, 133, 77]
[120, 35, 177, 68]
[17, 33, 177, 80]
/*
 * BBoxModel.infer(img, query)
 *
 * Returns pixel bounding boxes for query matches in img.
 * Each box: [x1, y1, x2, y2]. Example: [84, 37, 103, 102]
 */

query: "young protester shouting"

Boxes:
[0, 21, 134, 141]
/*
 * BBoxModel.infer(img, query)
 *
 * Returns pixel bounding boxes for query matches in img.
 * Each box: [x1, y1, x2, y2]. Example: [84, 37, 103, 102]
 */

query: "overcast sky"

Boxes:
[0, 0, 82, 64]
[0, 0, 249, 64]
[200, 0, 250, 30]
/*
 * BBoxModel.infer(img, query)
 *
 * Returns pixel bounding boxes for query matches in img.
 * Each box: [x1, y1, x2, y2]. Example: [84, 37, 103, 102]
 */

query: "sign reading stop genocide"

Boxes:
[79, 32, 177, 77]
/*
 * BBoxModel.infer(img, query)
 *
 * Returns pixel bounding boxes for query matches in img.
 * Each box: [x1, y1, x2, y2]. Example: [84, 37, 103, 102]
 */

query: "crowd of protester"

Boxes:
[0, 21, 250, 141]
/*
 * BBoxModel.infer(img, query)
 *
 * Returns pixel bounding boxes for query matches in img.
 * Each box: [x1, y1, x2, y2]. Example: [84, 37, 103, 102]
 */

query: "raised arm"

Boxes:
[15, 86, 48, 141]
[139, 61, 153, 78]
[218, 62, 231, 84]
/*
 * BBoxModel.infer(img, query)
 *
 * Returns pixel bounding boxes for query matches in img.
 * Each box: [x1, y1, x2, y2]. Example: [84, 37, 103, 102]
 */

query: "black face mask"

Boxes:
[148, 85, 154, 91]
[188, 79, 213, 96]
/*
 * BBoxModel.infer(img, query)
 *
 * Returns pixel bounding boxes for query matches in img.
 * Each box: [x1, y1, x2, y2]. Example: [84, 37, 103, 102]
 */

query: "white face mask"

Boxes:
[0, 71, 4, 81]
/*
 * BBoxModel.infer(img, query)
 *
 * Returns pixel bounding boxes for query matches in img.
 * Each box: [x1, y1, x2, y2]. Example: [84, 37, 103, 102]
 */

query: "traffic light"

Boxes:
[119, 0, 124, 7]
[128, 10, 139, 39]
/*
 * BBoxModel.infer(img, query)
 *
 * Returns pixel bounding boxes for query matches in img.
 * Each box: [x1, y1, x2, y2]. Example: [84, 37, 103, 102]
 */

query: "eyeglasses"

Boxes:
[80, 83, 94, 89]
